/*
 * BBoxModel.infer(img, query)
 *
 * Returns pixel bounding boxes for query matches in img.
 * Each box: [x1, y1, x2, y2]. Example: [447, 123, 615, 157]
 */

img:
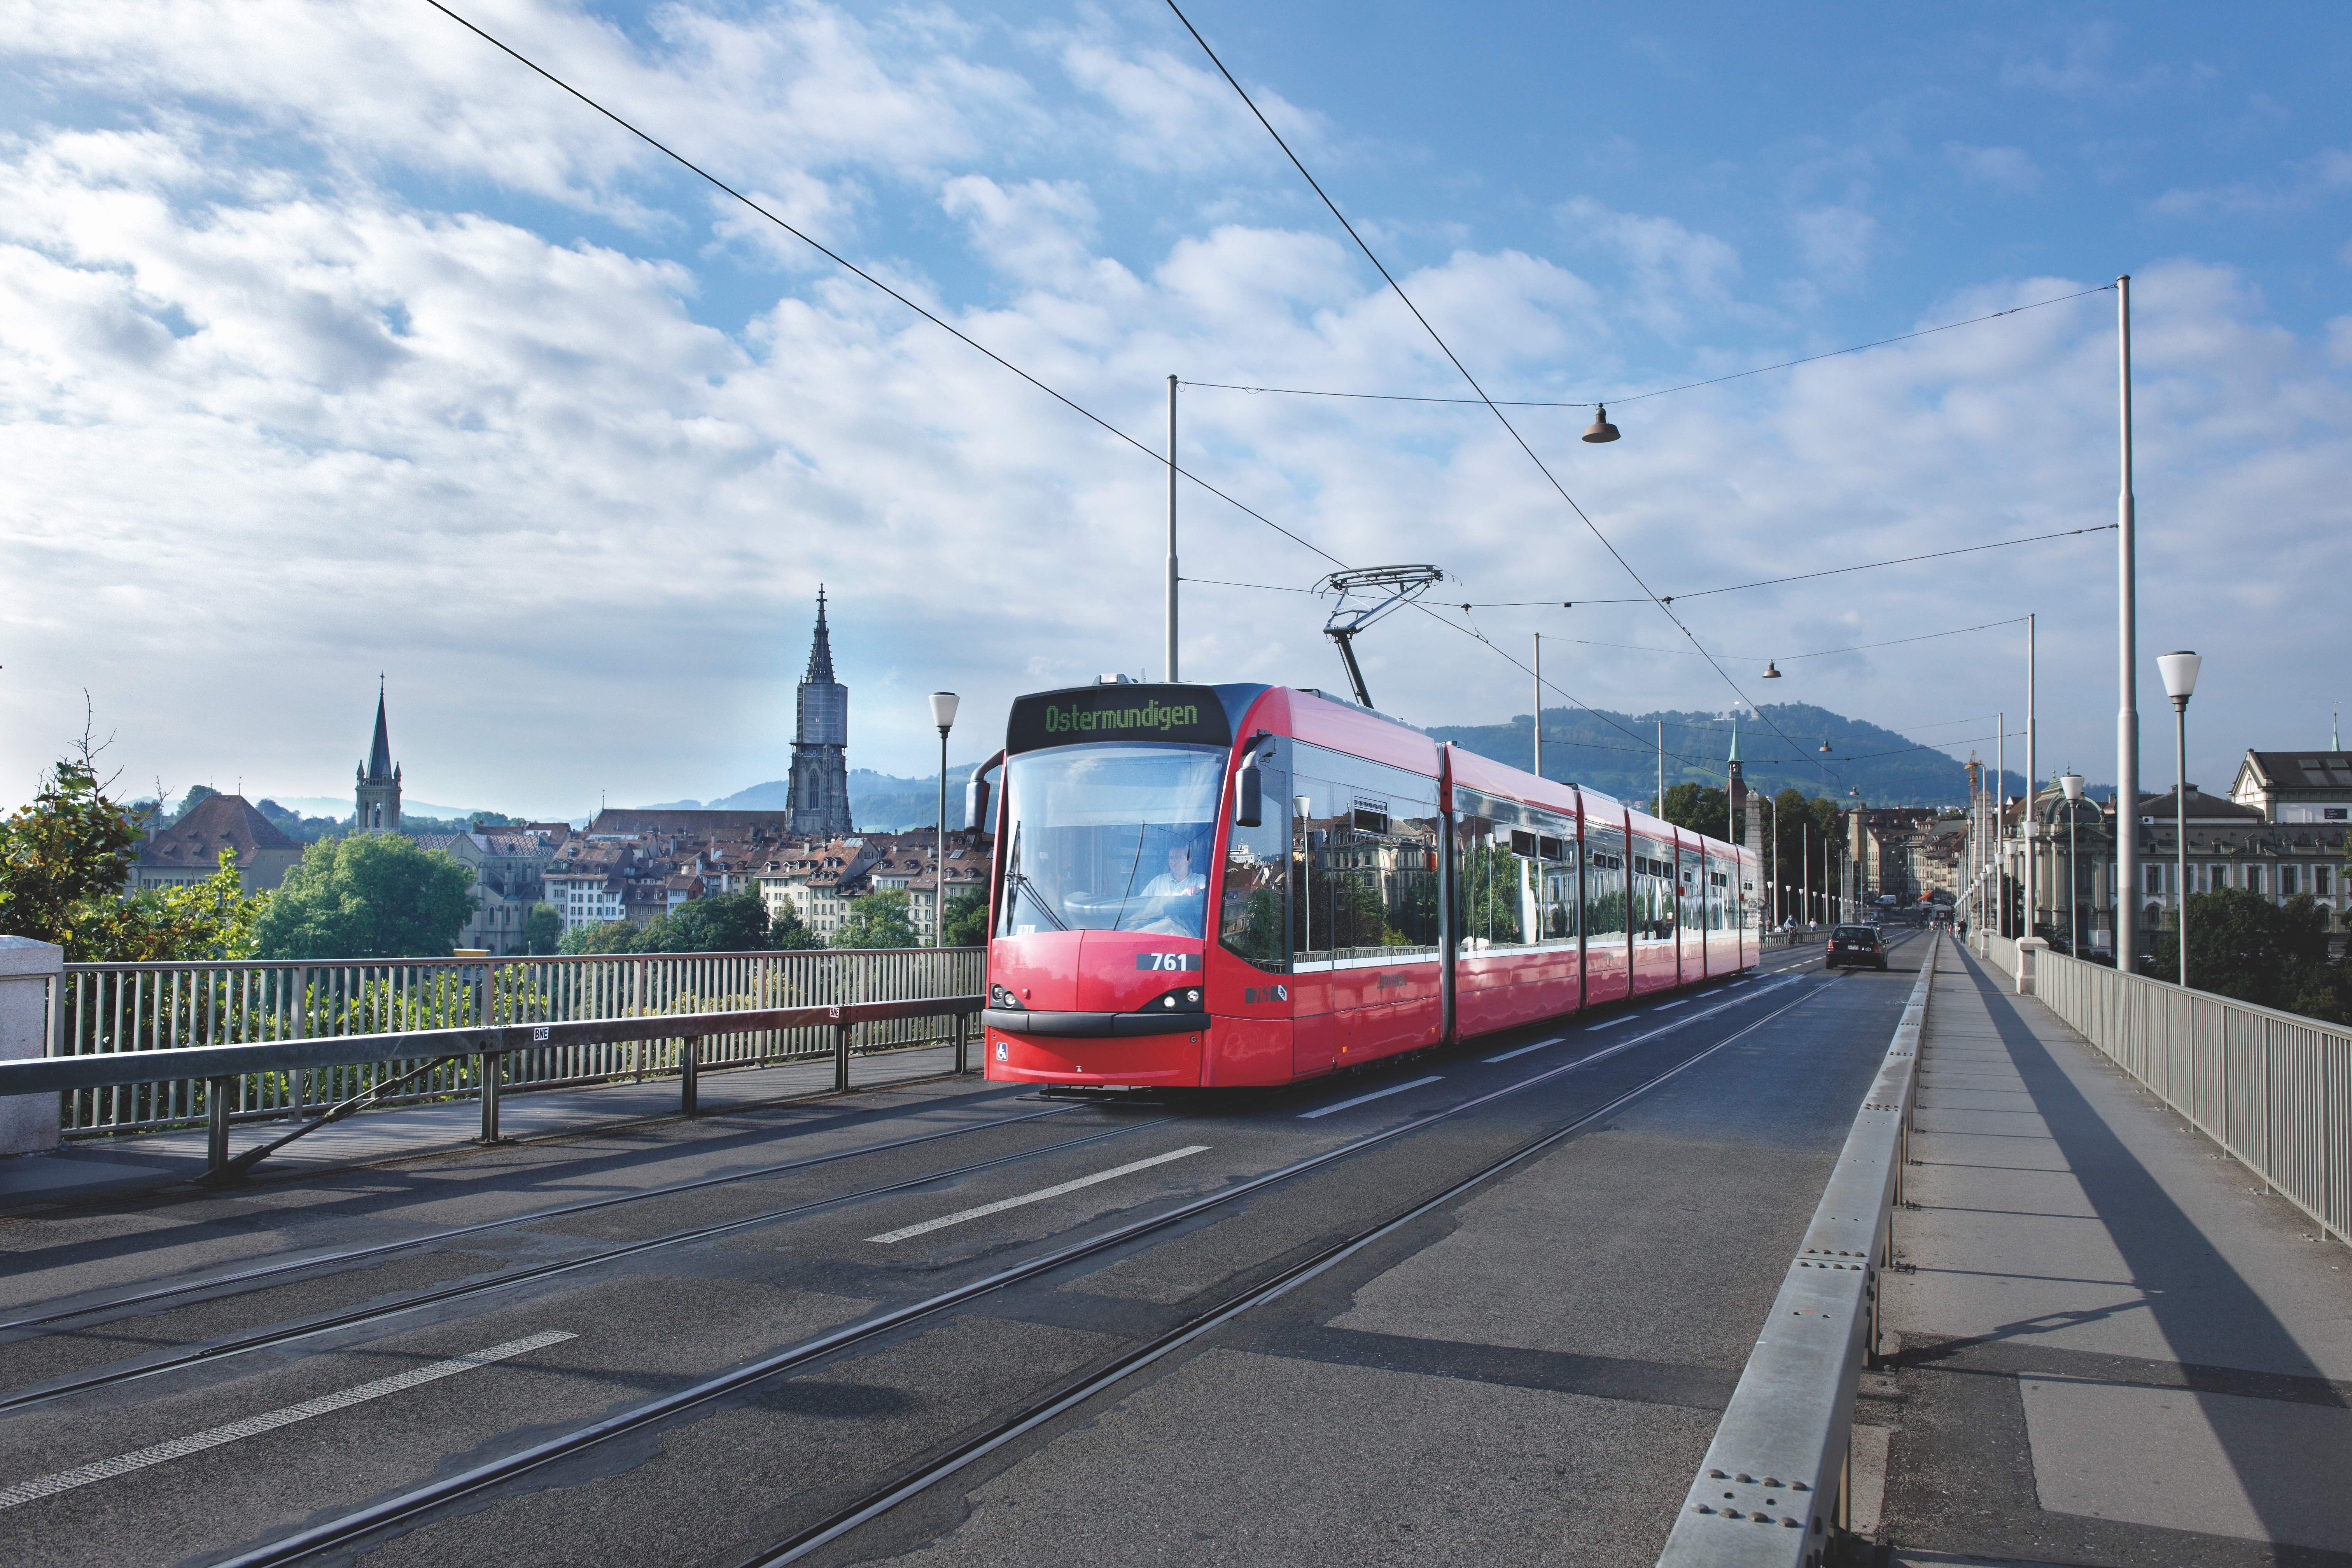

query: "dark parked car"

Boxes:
[1826, 924, 1888, 971]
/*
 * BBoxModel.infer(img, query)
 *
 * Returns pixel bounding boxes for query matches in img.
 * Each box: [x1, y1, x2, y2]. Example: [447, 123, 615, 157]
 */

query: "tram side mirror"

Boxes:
[1235, 751, 1263, 827]
[966, 774, 992, 833]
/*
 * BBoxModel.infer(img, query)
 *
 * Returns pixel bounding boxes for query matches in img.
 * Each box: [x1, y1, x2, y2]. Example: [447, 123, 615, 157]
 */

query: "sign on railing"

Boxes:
[50, 947, 985, 1138]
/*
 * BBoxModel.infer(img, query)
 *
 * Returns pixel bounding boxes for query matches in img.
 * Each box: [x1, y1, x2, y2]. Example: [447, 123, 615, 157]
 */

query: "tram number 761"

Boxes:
[1134, 952, 1203, 971]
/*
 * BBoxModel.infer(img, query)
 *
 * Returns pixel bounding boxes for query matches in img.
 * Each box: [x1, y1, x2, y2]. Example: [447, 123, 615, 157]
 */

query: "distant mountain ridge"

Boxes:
[641, 702, 2029, 823]
[645, 767, 984, 832]
[1428, 702, 2028, 807]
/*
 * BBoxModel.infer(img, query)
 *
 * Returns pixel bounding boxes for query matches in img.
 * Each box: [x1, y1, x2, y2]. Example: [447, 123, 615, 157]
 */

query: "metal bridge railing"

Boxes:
[1976, 938, 2347, 1249]
[47, 948, 984, 1139]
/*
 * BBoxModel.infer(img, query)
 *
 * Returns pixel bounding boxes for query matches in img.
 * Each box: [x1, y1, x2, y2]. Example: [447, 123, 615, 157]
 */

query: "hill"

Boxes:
[1429, 702, 2026, 807]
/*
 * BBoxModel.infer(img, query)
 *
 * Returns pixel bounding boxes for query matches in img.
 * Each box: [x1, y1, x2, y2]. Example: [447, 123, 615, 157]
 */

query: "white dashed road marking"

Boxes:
[0, 1330, 576, 1511]
[1484, 1037, 1563, 1064]
[1298, 1076, 1444, 1120]
[868, 1146, 1211, 1242]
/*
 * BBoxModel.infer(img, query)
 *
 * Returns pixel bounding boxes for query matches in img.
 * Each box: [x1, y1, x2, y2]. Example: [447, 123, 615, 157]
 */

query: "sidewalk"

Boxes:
[1875, 941, 2352, 1566]
[0, 1042, 966, 1211]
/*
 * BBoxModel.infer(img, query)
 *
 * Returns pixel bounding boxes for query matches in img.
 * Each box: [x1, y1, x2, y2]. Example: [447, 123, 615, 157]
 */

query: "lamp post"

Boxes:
[2157, 651, 2202, 987]
[929, 692, 960, 945]
[2115, 276, 2142, 975]
[2060, 770, 2086, 957]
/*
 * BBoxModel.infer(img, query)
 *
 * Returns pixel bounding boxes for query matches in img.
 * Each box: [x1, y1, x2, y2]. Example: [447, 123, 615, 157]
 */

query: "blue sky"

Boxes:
[1, 1, 2346, 815]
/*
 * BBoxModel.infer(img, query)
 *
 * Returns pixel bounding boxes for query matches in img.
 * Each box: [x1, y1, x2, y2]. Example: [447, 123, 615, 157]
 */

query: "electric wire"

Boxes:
[1177, 284, 2115, 411]
[420, 1, 1344, 572]
[1462, 525, 2118, 607]
[1491, 615, 2029, 666]
[1163, 0, 1831, 784]
[422, 0, 1712, 780]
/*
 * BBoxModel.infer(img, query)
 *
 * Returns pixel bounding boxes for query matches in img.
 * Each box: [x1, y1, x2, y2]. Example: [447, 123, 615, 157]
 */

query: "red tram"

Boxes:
[970, 680, 1760, 1089]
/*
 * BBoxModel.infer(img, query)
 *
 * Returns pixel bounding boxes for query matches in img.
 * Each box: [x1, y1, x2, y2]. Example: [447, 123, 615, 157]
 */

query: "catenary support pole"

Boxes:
[1997, 711, 2006, 935]
[1656, 719, 1664, 811]
[1165, 374, 1179, 683]
[1531, 634, 1542, 781]
[2116, 276, 2140, 972]
[2026, 614, 2037, 939]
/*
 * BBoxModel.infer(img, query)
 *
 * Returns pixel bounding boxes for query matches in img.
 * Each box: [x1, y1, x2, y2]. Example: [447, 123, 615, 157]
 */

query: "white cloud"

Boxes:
[1055, 36, 1325, 176]
[1945, 142, 2042, 195]
[1790, 205, 1878, 285]
[1557, 197, 1742, 336]
[0, 4, 2345, 816]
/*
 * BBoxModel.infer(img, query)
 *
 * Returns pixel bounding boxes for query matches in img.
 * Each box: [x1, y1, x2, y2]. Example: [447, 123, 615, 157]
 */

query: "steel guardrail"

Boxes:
[1979, 941, 2348, 1248]
[1655, 931, 1936, 1567]
[46, 946, 985, 1137]
[0, 995, 982, 1180]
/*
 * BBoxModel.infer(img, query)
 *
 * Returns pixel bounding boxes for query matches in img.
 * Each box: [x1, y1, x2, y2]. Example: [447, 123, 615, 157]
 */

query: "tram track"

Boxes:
[4, 952, 1825, 1348]
[203, 973, 1840, 1568]
[0, 1094, 1086, 1339]
[0, 1111, 1196, 1415]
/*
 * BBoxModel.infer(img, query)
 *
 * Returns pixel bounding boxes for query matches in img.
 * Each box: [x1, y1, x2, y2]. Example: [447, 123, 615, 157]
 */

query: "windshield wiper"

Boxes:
[1004, 871, 1069, 931]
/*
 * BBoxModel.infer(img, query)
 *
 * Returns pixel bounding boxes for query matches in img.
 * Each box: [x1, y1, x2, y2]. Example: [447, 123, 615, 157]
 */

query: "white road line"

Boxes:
[1483, 1037, 1563, 1064]
[1654, 999, 1689, 1010]
[1298, 1075, 1444, 1120]
[867, 1147, 1210, 1243]
[1584, 1019, 1628, 1031]
[0, 1329, 575, 1511]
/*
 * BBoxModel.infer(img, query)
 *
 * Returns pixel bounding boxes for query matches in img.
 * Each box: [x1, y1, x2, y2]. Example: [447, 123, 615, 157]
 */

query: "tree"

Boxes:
[253, 834, 477, 959]
[770, 901, 826, 951]
[940, 890, 988, 947]
[522, 903, 563, 955]
[2148, 889, 2349, 1020]
[1657, 782, 1729, 841]
[558, 918, 642, 955]
[833, 889, 918, 949]
[0, 750, 268, 962]
[0, 756, 144, 954]
[642, 887, 770, 953]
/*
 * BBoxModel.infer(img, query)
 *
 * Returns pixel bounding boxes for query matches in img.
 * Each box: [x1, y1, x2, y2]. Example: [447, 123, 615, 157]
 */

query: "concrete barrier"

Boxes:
[0, 938, 61, 1157]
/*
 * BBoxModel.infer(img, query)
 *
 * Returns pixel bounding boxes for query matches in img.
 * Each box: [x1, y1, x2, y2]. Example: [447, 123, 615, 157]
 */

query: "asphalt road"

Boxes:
[0, 935, 1925, 1567]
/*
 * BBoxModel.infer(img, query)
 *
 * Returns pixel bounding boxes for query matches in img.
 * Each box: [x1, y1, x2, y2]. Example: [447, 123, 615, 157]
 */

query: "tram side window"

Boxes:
[1292, 748, 1442, 963]
[1632, 838, 1677, 941]
[1583, 826, 1627, 939]
[1220, 758, 1289, 971]
[1452, 788, 1577, 950]
[1455, 805, 1526, 951]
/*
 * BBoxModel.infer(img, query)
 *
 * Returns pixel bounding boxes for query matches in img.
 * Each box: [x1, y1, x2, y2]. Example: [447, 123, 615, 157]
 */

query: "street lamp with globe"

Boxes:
[2156, 652, 2202, 986]
[2059, 770, 2086, 957]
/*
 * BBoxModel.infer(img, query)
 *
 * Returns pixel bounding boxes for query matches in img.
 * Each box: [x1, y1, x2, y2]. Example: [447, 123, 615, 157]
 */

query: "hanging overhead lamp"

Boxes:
[1582, 403, 1620, 443]
[1762, 662, 1782, 679]
[1819, 739, 1833, 753]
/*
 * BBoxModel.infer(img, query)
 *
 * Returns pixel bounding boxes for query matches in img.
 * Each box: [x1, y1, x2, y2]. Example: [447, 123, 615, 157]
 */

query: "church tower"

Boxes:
[786, 590, 854, 837]
[355, 684, 402, 832]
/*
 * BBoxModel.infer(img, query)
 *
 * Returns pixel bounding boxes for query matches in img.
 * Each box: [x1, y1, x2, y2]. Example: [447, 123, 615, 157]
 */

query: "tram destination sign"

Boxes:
[1007, 684, 1232, 753]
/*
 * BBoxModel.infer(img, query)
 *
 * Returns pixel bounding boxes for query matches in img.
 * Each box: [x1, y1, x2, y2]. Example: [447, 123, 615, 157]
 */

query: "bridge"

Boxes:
[0, 932, 2343, 1566]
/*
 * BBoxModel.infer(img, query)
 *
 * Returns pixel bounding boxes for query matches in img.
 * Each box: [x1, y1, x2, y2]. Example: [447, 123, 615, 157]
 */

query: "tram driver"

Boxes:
[1135, 837, 1209, 937]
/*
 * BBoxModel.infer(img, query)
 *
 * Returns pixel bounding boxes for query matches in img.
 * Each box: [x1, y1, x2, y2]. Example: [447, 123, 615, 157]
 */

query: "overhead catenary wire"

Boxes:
[1448, 615, 2030, 666]
[1460, 525, 2118, 607]
[1189, 525, 2108, 608]
[422, 0, 1729, 781]
[420, 1, 1346, 574]
[1178, 284, 2115, 411]
[1163, 0, 1834, 785]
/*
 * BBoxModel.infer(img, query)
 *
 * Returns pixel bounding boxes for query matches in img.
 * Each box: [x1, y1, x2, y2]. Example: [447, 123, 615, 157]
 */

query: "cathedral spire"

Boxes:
[804, 586, 836, 684]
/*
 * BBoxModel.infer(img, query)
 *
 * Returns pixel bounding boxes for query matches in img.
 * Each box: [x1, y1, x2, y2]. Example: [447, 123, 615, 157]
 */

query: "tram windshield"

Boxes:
[996, 743, 1227, 938]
